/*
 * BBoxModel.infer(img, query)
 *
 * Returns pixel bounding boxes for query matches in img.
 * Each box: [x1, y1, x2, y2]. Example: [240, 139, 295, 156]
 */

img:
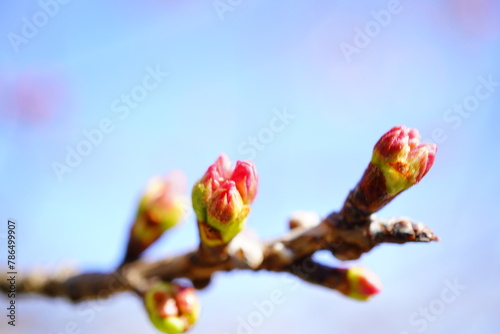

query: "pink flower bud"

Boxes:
[407, 143, 437, 184]
[231, 160, 259, 204]
[341, 126, 438, 220]
[192, 154, 258, 246]
[144, 281, 200, 334]
[208, 181, 244, 223]
[374, 126, 420, 160]
[344, 267, 382, 301]
[153, 292, 179, 318]
[213, 152, 233, 179]
[202, 165, 223, 193]
[174, 284, 198, 314]
[139, 170, 187, 228]
[206, 181, 249, 244]
[124, 171, 188, 263]
[372, 125, 437, 196]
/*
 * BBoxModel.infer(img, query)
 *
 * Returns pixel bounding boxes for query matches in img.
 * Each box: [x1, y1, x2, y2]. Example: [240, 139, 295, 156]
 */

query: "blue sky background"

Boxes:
[1, 0, 499, 333]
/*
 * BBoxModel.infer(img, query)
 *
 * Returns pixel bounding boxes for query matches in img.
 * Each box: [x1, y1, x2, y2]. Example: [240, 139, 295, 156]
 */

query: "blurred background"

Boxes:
[1, 0, 499, 333]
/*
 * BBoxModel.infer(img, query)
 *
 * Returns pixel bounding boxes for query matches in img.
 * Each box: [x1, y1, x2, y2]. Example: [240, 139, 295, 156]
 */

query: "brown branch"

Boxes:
[0, 125, 441, 334]
[284, 257, 350, 294]
[0, 213, 438, 302]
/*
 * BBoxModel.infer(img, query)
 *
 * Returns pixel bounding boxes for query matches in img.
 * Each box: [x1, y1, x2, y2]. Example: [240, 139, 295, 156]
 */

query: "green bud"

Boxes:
[144, 281, 200, 334]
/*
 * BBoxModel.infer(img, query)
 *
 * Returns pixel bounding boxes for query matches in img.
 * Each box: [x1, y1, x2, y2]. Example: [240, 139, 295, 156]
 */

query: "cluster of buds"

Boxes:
[124, 171, 188, 263]
[144, 281, 200, 333]
[192, 153, 258, 247]
[341, 267, 382, 301]
[343, 125, 437, 217]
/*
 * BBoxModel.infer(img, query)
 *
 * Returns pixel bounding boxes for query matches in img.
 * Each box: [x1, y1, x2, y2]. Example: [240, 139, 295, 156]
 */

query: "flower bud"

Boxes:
[372, 125, 437, 196]
[213, 152, 233, 179]
[343, 267, 382, 301]
[341, 126, 437, 219]
[232, 160, 259, 204]
[124, 171, 187, 263]
[191, 154, 231, 223]
[192, 154, 258, 246]
[144, 281, 200, 334]
[207, 181, 250, 244]
[140, 171, 187, 227]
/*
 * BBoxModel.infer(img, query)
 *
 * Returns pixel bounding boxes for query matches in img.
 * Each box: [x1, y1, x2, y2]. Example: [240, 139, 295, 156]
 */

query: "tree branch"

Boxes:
[0, 213, 437, 301]
[1, 126, 440, 308]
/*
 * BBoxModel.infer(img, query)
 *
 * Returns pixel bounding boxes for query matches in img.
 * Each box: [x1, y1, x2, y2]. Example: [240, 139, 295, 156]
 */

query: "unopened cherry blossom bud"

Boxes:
[231, 160, 259, 204]
[341, 126, 437, 219]
[124, 171, 187, 263]
[192, 153, 231, 223]
[372, 125, 437, 196]
[192, 154, 258, 247]
[144, 281, 200, 334]
[343, 267, 382, 301]
[206, 181, 249, 245]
